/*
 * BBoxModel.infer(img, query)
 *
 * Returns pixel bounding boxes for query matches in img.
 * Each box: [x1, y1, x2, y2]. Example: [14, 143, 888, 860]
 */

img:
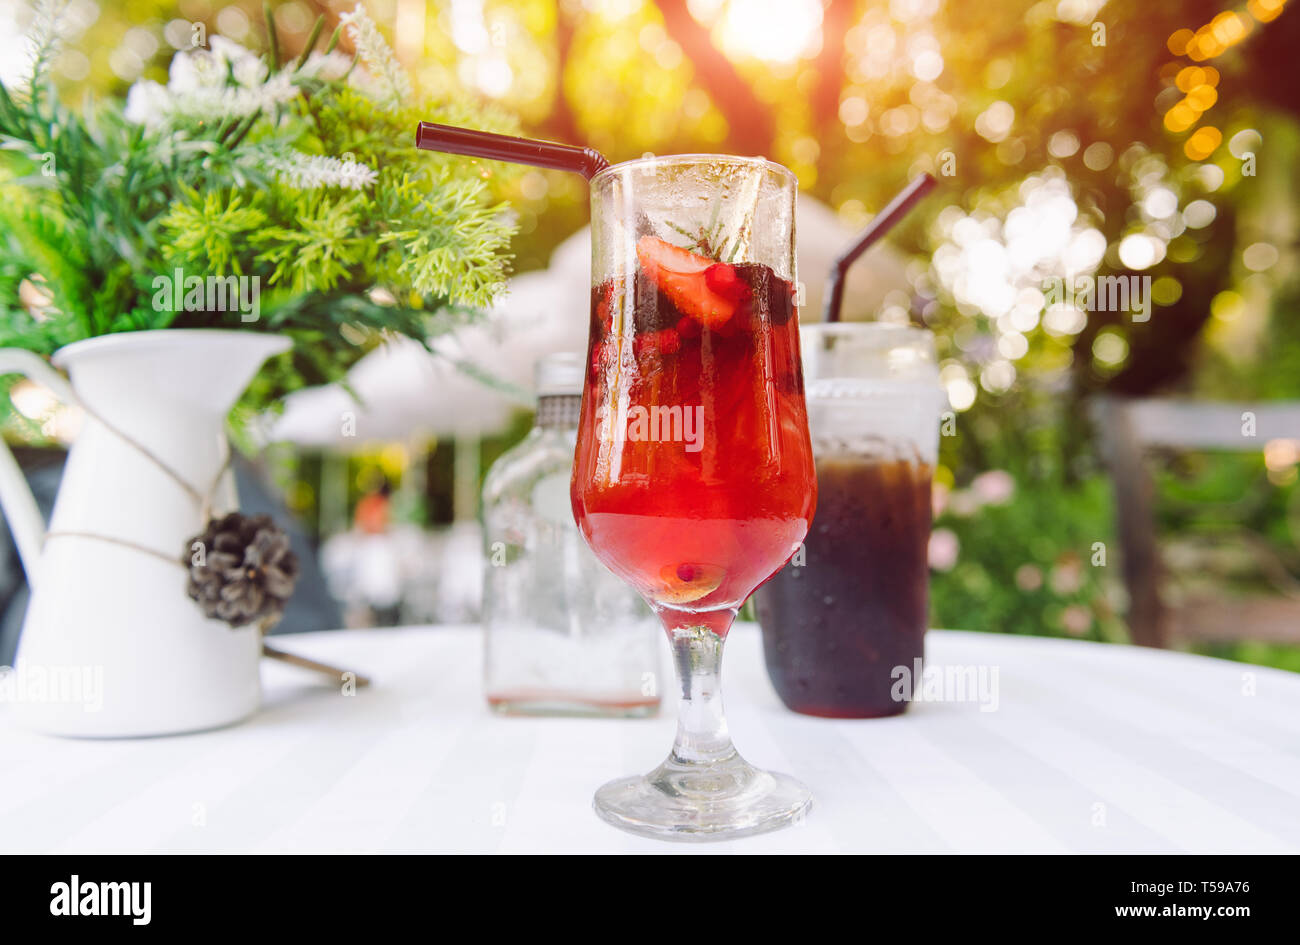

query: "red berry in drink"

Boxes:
[635, 236, 739, 329]
[704, 262, 744, 297]
[634, 328, 681, 359]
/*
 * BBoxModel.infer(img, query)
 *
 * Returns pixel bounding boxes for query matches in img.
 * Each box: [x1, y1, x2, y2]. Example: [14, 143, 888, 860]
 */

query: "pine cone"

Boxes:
[185, 513, 300, 628]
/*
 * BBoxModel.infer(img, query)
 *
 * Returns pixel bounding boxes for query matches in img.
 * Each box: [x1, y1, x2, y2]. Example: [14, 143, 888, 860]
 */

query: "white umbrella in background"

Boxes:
[451, 264, 589, 396]
[268, 334, 527, 626]
[794, 195, 913, 321]
[270, 334, 523, 449]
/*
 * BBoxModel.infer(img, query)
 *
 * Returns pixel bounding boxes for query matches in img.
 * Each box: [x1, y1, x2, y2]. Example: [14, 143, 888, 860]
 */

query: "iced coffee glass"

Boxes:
[754, 323, 943, 717]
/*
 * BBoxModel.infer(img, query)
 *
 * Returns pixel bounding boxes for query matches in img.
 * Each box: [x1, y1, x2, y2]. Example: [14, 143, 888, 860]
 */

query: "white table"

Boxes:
[3, 625, 1300, 853]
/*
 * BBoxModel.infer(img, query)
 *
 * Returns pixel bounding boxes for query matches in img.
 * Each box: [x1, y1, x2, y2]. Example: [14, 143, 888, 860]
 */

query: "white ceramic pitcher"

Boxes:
[0, 329, 291, 737]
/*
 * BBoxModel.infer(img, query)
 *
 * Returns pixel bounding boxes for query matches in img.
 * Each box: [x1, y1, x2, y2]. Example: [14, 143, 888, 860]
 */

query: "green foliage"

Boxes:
[930, 462, 1126, 645]
[0, 2, 522, 406]
[160, 189, 270, 277]
[1202, 641, 1300, 675]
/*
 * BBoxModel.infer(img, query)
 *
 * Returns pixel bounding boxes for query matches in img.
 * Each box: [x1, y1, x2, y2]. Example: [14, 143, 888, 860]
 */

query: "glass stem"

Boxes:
[665, 614, 738, 767]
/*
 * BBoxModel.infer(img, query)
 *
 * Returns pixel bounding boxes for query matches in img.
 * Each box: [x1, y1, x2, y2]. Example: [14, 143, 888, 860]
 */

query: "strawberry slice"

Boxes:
[636, 236, 743, 329]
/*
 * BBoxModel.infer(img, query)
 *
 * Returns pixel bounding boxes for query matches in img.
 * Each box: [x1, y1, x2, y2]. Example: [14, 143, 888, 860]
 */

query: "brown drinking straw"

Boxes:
[823, 173, 938, 323]
[415, 121, 611, 180]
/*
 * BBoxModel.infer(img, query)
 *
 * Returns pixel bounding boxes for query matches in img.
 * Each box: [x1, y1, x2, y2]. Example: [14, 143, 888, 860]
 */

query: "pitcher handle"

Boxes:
[0, 348, 79, 583]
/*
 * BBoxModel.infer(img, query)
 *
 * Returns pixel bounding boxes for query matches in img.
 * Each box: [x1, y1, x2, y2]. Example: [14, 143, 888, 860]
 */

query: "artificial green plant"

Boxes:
[0, 1, 522, 403]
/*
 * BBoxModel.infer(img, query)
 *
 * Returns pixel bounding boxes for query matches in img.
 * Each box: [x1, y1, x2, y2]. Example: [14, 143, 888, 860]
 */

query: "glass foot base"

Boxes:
[594, 751, 811, 842]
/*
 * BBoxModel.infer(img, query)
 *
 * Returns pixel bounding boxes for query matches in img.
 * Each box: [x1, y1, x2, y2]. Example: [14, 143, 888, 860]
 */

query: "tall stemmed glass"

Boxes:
[571, 155, 816, 840]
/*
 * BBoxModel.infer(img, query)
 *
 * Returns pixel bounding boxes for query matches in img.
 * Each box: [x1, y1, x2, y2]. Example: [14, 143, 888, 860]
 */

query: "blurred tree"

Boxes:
[393, 0, 1299, 420]
[652, 0, 774, 154]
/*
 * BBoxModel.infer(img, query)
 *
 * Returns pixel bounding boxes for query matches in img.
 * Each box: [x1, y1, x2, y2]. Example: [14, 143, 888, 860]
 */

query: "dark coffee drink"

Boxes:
[756, 453, 931, 718]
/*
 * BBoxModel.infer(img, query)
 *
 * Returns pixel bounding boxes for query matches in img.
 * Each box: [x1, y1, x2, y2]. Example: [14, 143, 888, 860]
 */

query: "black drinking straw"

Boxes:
[823, 173, 938, 322]
[415, 121, 611, 180]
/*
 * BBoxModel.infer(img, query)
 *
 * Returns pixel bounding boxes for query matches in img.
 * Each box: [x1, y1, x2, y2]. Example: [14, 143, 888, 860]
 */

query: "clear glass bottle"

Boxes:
[482, 352, 661, 716]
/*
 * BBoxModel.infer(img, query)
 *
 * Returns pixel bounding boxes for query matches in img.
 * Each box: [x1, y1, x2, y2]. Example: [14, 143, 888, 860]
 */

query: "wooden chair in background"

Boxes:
[1092, 396, 1300, 648]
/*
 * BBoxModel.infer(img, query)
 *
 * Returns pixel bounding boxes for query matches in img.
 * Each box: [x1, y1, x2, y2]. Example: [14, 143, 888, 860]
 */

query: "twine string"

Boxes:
[43, 386, 233, 562]
[32, 377, 364, 683]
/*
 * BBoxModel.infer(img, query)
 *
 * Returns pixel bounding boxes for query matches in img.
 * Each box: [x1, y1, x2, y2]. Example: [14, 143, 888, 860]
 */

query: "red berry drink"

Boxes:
[577, 155, 814, 841]
[571, 236, 815, 628]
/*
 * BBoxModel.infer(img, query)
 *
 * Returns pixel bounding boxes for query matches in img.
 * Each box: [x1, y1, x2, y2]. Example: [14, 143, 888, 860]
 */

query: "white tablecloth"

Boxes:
[3, 625, 1300, 853]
